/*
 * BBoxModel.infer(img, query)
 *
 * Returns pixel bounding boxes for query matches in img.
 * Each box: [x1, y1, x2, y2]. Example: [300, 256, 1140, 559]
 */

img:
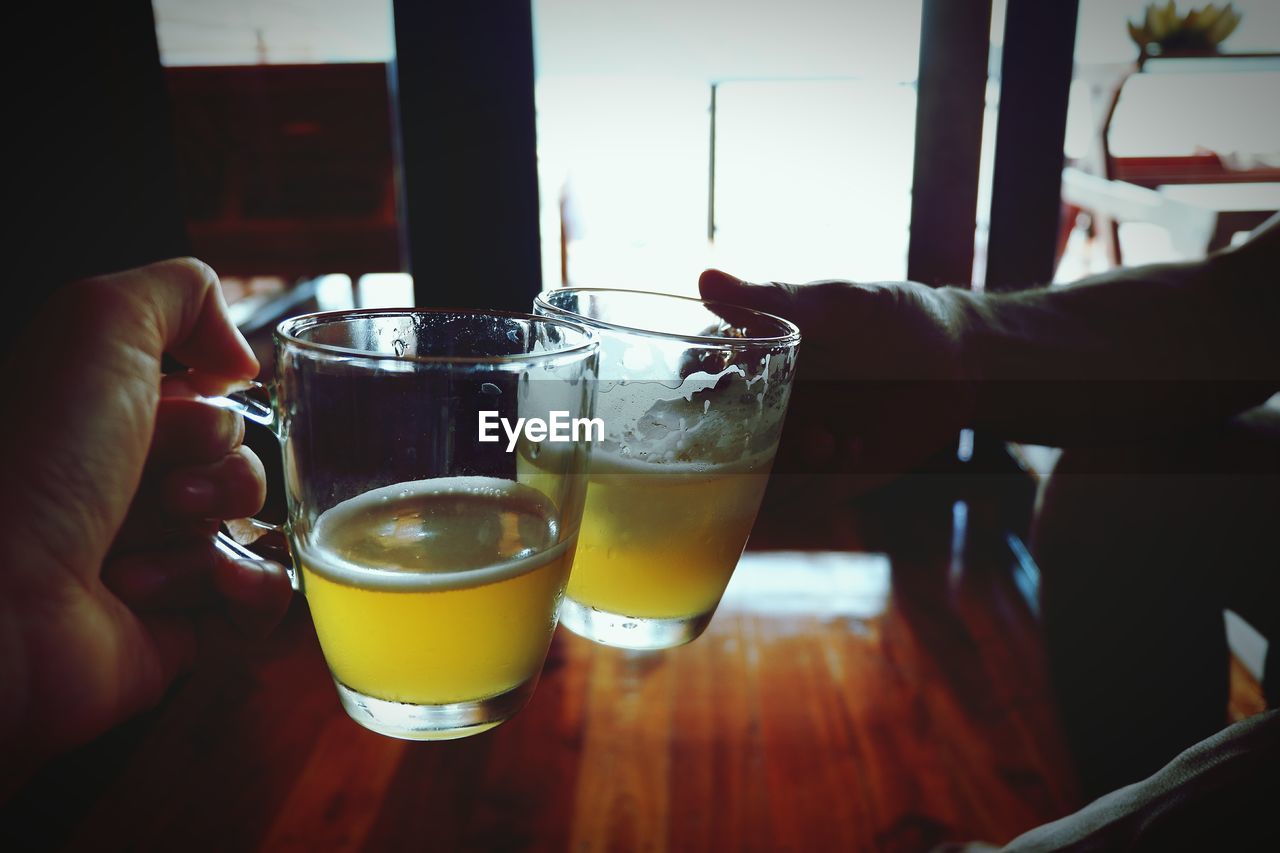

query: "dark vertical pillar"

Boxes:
[984, 0, 1079, 291]
[907, 0, 993, 288]
[392, 1, 542, 311]
[12, 0, 189, 326]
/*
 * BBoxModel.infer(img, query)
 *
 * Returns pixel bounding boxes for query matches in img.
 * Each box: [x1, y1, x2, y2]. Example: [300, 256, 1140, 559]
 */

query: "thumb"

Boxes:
[698, 269, 797, 315]
[116, 257, 259, 378]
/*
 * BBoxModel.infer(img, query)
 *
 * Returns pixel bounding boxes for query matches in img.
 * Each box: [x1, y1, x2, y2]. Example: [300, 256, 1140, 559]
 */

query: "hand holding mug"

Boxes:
[1, 258, 291, 785]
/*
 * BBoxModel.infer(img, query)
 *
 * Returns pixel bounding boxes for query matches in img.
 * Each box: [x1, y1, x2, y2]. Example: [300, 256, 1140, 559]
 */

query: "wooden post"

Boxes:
[392, 1, 542, 310]
[907, 0, 993, 288]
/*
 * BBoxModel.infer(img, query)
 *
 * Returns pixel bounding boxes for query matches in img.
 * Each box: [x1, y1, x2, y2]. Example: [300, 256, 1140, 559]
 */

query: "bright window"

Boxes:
[533, 0, 924, 295]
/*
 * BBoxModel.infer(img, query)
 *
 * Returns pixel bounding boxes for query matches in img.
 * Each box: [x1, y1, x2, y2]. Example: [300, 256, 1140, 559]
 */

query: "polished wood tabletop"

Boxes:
[4, 490, 1078, 852]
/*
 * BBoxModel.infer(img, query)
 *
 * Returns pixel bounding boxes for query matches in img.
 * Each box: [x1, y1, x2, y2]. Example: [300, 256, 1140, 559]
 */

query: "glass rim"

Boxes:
[273, 307, 597, 365]
[534, 287, 801, 348]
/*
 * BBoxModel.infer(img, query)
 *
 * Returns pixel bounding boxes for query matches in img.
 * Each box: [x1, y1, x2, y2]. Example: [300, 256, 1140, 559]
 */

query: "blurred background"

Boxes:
[148, 0, 1278, 316]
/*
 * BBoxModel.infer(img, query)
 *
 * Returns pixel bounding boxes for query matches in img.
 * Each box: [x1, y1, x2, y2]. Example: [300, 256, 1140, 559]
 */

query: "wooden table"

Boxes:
[4, 490, 1077, 851]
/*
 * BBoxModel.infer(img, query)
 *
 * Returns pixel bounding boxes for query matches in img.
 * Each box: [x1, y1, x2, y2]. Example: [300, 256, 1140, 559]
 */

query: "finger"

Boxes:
[162, 445, 267, 519]
[115, 431, 258, 551]
[212, 558, 294, 639]
[103, 537, 289, 628]
[111, 512, 220, 556]
[150, 397, 245, 465]
[107, 565, 283, 734]
[70, 257, 258, 382]
[103, 539, 222, 610]
[163, 369, 262, 400]
[160, 372, 202, 400]
[124, 257, 259, 378]
[698, 269, 796, 314]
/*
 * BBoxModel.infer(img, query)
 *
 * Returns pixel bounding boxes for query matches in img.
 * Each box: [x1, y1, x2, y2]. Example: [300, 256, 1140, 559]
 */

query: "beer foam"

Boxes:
[296, 476, 575, 592]
[593, 362, 789, 471]
[587, 446, 775, 478]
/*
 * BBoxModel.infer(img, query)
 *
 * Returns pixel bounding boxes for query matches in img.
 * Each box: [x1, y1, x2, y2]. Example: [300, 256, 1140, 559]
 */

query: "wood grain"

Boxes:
[4, 495, 1078, 852]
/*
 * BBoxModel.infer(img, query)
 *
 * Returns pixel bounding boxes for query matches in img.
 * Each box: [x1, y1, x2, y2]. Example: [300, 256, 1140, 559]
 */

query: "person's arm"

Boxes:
[699, 216, 1278, 482]
[959, 220, 1278, 444]
[999, 710, 1279, 851]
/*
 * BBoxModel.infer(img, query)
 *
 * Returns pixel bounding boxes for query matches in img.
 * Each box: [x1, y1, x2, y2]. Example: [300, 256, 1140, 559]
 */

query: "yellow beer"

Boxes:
[566, 454, 771, 618]
[297, 477, 575, 706]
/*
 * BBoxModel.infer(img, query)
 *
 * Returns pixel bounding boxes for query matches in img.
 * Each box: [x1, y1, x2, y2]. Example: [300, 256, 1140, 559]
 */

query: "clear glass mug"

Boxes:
[212, 309, 598, 740]
[533, 289, 800, 649]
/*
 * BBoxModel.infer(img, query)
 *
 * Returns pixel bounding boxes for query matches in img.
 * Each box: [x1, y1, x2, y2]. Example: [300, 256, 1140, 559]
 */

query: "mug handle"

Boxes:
[201, 381, 300, 591]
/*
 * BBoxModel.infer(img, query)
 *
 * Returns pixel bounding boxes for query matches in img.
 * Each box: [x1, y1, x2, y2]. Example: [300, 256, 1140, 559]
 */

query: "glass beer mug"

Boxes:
[534, 289, 800, 650]
[212, 309, 597, 740]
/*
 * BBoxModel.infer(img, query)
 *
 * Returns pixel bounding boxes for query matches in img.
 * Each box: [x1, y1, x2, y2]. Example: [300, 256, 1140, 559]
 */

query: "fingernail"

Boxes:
[170, 475, 217, 514]
[230, 559, 288, 638]
[234, 558, 271, 585]
[237, 558, 293, 597]
[233, 328, 259, 373]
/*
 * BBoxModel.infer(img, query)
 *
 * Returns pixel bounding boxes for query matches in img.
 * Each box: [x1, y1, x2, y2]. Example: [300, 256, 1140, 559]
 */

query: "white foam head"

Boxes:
[296, 476, 573, 592]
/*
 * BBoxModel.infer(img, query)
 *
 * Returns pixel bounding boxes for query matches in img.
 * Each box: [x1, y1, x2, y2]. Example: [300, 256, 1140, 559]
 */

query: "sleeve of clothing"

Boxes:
[1000, 710, 1279, 851]
[958, 218, 1279, 445]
